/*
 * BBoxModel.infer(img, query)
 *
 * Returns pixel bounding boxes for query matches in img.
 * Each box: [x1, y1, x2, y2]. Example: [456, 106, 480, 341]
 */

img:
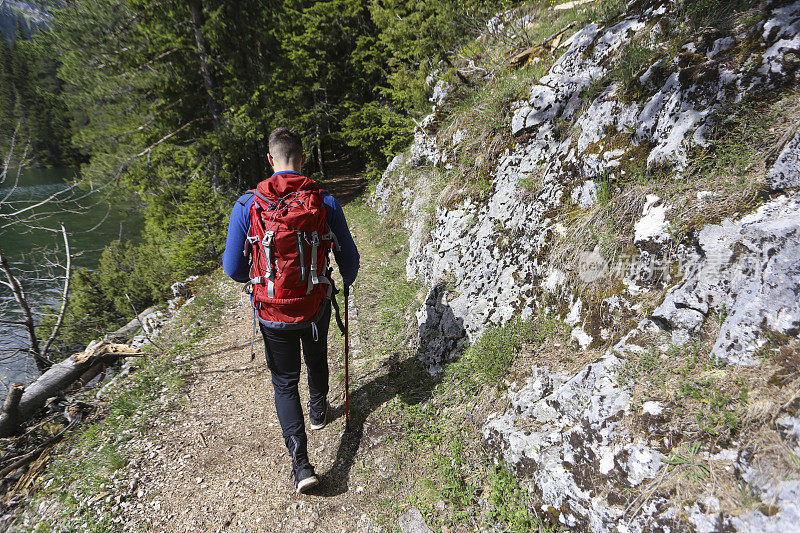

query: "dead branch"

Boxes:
[0, 125, 19, 190]
[0, 412, 82, 480]
[0, 137, 30, 206]
[129, 98, 184, 134]
[138, 46, 185, 71]
[0, 243, 45, 372]
[0, 180, 97, 221]
[509, 21, 578, 67]
[1, 134, 122, 389]
[40, 224, 72, 359]
[135, 117, 211, 157]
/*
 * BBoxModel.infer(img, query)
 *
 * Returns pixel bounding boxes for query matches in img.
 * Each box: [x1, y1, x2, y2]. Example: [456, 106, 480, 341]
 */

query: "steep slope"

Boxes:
[0, 1, 51, 42]
[373, 0, 800, 530]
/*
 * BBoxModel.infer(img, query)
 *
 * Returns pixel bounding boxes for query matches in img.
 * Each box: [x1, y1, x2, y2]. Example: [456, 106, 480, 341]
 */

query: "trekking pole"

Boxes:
[344, 285, 351, 433]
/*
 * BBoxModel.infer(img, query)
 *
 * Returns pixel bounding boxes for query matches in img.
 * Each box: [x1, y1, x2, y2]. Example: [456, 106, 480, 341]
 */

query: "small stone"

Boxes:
[398, 507, 432, 533]
[642, 401, 663, 416]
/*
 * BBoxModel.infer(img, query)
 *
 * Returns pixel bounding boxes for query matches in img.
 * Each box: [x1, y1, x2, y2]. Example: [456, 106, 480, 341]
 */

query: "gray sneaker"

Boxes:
[308, 401, 328, 430]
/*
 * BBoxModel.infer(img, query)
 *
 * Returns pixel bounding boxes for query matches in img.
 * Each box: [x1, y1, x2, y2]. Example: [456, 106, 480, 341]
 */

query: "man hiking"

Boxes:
[222, 127, 360, 494]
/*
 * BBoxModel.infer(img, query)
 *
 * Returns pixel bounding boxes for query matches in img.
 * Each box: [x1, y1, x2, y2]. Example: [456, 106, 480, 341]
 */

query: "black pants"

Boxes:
[259, 301, 330, 464]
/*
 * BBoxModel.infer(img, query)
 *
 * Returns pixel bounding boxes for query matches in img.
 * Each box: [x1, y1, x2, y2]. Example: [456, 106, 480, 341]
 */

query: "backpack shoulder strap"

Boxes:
[253, 190, 277, 209]
[237, 190, 255, 206]
[239, 189, 280, 211]
[242, 190, 264, 258]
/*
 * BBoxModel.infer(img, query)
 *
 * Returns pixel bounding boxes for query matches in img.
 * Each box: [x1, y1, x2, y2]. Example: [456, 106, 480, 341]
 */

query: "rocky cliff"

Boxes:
[373, 0, 800, 530]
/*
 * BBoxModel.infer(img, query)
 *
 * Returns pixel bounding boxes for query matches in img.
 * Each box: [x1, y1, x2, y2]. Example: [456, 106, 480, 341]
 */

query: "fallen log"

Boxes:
[509, 21, 578, 67]
[0, 341, 141, 437]
[107, 306, 157, 342]
[1, 384, 24, 433]
[78, 362, 107, 388]
[553, 0, 596, 10]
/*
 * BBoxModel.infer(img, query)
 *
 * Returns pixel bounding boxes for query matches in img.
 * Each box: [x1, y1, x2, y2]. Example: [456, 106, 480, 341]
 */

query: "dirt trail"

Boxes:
[119, 174, 391, 532]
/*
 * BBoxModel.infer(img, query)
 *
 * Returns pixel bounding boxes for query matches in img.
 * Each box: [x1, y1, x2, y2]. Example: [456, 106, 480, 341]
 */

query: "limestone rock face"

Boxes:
[371, 0, 800, 530]
[653, 193, 800, 365]
[373, 0, 800, 372]
[397, 508, 432, 533]
[483, 356, 647, 529]
[769, 131, 800, 190]
[511, 14, 648, 136]
[633, 195, 670, 250]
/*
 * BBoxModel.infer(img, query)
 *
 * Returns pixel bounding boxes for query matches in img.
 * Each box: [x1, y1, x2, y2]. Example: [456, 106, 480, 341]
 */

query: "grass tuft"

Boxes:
[613, 39, 660, 97]
[448, 315, 569, 392]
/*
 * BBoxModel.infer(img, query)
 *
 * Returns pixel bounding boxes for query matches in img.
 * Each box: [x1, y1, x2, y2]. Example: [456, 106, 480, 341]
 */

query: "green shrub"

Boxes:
[172, 174, 229, 276]
[448, 315, 568, 391]
[487, 465, 537, 533]
[55, 239, 173, 349]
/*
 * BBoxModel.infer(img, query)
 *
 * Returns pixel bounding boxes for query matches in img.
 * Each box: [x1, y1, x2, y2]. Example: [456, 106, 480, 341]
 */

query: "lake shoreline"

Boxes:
[0, 166, 143, 390]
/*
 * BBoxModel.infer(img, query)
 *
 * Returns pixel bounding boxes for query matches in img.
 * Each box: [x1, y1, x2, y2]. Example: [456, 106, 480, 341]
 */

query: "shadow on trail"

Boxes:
[315, 283, 466, 497]
[325, 175, 366, 205]
[182, 340, 261, 364]
[317, 154, 367, 205]
[315, 356, 437, 497]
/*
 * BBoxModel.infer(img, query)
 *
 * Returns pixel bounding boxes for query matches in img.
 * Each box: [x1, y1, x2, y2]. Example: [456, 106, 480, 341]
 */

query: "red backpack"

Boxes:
[244, 173, 339, 327]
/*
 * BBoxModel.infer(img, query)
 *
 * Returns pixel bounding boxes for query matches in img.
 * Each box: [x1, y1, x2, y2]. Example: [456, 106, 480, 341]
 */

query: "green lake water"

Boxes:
[0, 167, 142, 387]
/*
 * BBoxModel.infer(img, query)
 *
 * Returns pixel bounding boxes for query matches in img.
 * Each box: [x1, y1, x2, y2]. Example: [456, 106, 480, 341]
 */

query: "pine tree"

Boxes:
[369, 0, 513, 111]
[0, 36, 14, 144]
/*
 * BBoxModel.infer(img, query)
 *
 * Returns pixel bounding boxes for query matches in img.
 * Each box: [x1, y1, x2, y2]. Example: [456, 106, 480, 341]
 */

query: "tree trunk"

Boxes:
[107, 305, 157, 342]
[316, 123, 327, 181]
[188, 0, 221, 128]
[312, 90, 327, 181]
[1, 384, 24, 433]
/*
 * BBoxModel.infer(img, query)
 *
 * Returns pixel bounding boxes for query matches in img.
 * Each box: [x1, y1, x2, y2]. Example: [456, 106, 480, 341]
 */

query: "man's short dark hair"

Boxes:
[269, 127, 303, 163]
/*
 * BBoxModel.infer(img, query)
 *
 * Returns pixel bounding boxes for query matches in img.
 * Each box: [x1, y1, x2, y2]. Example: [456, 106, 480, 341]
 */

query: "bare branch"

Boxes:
[2, 191, 73, 219]
[135, 117, 211, 157]
[41, 224, 72, 358]
[0, 130, 31, 205]
[0, 125, 18, 187]
[0, 243, 45, 372]
[139, 46, 185, 71]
